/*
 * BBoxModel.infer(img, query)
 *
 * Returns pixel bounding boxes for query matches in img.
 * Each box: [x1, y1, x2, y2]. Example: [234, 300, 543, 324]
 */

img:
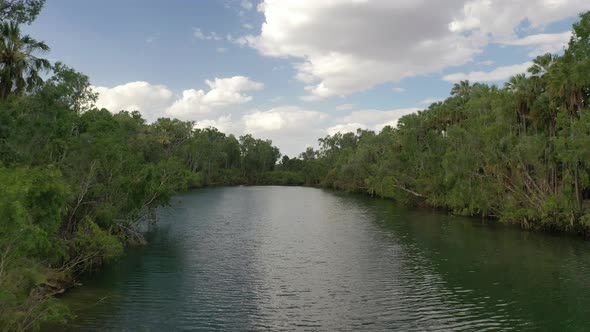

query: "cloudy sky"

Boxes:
[26, 0, 588, 156]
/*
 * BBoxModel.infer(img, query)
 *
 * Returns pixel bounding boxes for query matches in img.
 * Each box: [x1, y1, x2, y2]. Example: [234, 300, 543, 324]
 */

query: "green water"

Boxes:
[53, 186, 590, 331]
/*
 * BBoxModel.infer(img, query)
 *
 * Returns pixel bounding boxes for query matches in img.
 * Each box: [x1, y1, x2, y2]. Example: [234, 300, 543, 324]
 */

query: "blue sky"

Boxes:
[25, 0, 588, 156]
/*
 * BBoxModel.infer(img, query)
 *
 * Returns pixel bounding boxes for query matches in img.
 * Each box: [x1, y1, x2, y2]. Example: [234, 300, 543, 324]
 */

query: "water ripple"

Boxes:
[54, 187, 590, 332]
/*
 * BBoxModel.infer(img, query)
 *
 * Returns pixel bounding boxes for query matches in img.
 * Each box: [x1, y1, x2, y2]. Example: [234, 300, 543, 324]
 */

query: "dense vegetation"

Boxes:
[0, 2, 287, 330]
[283, 12, 590, 237]
[1, 1, 589, 330]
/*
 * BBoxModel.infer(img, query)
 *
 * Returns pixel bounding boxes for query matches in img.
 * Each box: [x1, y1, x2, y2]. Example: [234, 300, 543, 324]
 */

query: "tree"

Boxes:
[0, 21, 51, 99]
[46, 62, 97, 113]
[528, 53, 556, 76]
[505, 73, 533, 133]
[239, 134, 280, 182]
[299, 147, 318, 161]
[0, 0, 45, 24]
[451, 80, 471, 99]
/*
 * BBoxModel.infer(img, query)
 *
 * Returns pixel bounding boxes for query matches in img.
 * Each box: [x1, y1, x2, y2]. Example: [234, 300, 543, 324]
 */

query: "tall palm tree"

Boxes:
[451, 80, 471, 98]
[528, 53, 556, 76]
[0, 21, 51, 99]
[505, 74, 534, 133]
[547, 56, 584, 118]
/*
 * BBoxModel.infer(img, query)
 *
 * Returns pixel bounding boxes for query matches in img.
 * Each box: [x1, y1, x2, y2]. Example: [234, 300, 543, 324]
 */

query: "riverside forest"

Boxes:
[1, 1, 590, 331]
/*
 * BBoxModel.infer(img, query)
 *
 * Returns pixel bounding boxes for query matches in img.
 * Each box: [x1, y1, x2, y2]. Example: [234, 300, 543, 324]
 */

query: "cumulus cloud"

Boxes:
[194, 115, 237, 133]
[243, 106, 327, 133]
[443, 62, 532, 82]
[93, 81, 174, 122]
[327, 108, 421, 135]
[335, 103, 355, 111]
[193, 28, 222, 41]
[449, 0, 586, 40]
[241, 0, 587, 99]
[240, 106, 329, 156]
[167, 76, 264, 118]
[500, 31, 572, 56]
[94, 76, 263, 122]
[190, 105, 424, 155]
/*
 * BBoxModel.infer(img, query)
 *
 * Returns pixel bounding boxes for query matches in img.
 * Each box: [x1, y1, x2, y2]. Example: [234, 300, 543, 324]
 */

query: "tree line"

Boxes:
[283, 12, 590, 237]
[0, 1, 288, 330]
[1, 1, 589, 330]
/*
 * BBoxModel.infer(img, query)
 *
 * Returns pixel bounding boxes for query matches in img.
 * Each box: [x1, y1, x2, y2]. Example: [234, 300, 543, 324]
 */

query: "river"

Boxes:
[53, 186, 590, 331]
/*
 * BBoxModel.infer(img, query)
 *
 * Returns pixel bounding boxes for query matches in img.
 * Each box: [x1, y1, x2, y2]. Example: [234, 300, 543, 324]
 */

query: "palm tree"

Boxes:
[0, 21, 51, 99]
[505, 74, 534, 133]
[528, 53, 556, 76]
[451, 80, 471, 98]
[547, 56, 584, 118]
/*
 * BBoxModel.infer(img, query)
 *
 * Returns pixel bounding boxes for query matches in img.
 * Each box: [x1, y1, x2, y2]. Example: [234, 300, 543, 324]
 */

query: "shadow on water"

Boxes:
[52, 222, 187, 331]
[351, 194, 590, 331]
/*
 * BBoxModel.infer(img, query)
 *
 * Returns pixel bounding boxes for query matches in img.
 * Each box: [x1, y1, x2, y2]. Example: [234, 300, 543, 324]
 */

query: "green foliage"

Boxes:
[0, 21, 283, 331]
[2, 5, 590, 330]
[239, 134, 281, 183]
[66, 217, 123, 273]
[287, 12, 590, 236]
[0, 0, 45, 24]
[0, 21, 51, 99]
[262, 171, 305, 186]
[0, 167, 69, 331]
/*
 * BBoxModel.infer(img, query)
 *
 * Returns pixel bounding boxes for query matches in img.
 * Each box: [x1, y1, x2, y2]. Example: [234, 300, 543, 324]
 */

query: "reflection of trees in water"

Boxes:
[367, 197, 590, 330]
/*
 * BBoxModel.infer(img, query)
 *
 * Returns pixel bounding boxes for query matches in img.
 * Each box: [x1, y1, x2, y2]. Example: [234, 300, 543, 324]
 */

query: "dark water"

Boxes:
[54, 186, 590, 331]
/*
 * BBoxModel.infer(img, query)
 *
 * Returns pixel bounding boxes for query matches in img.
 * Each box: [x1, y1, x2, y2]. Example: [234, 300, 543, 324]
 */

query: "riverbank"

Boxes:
[23, 178, 588, 331]
[46, 187, 590, 331]
[2, 5, 590, 330]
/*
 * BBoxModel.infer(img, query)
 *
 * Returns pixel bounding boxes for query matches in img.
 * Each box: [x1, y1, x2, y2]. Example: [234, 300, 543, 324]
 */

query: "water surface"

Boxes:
[55, 186, 590, 331]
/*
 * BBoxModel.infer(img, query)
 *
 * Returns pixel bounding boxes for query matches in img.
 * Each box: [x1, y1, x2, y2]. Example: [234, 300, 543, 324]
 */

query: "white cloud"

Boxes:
[241, 0, 254, 10]
[242, 106, 329, 156]
[443, 62, 533, 83]
[193, 28, 222, 41]
[499, 31, 572, 56]
[327, 108, 421, 134]
[392, 87, 406, 93]
[326, 123, 364, 136]
[195, 115, 237, 133]
[94, 77, 263, 122]
[419, 97, 445, 105]
[243, 23, 254, 29]
[243, 106, 327, 132]
[241, 0, 587, 99]
[477, 60, 495, 66]
[336, 103, 355, 111]
[93, 81, 174, 122]
[449, 0, 586, 40]
[167, 76, 264, 119]
[169, 105, 329, 156]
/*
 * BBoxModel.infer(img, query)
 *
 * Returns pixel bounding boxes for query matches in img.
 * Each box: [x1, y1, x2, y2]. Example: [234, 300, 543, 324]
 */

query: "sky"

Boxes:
[24, 0, 589, 156]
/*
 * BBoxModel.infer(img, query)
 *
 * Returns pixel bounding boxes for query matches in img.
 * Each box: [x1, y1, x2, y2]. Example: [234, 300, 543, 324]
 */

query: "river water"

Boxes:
[55, 186, 590, 331]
